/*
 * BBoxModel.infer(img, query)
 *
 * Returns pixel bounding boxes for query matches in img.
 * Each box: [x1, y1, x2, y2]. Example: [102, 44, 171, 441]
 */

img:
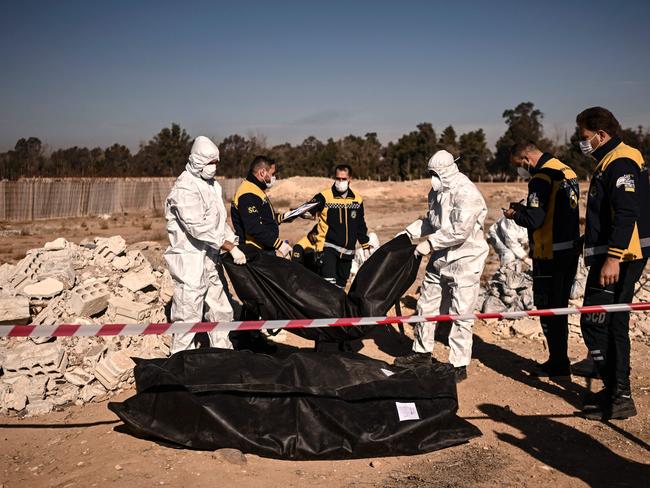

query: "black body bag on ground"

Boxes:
[108, 349, 481, 459]
[221, 234, 421, 343]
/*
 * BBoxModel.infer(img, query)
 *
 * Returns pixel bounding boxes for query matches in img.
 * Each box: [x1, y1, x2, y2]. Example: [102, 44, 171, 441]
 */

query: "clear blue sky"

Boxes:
[1, 0, 649, 152]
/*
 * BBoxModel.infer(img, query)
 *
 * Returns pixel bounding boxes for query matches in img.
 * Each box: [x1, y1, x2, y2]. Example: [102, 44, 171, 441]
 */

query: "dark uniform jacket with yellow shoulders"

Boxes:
[513, 153, 580, 260]
[231, 174, 285, 251]
[584, 137, 650, 265]
[307, 185, 370, 260]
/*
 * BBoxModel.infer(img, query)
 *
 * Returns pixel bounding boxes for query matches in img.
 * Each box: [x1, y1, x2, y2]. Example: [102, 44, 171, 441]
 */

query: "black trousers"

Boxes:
[319, 248, 353, 288]
[580, 258, 647, 395]
[532, 253, 579, 367]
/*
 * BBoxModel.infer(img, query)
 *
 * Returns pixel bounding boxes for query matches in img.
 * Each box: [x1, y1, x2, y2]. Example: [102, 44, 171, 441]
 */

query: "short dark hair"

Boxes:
[334, 164, 352, 177]
[249, 155, 275, 173]
[509, 141, 538, 158]
[576, 107, 622, 138]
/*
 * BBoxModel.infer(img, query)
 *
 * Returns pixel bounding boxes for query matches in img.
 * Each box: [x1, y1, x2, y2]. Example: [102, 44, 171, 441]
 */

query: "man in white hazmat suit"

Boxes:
[487, 216, 530, 267]
[164, 136, 247, 354]
[394, 150, 489, 383]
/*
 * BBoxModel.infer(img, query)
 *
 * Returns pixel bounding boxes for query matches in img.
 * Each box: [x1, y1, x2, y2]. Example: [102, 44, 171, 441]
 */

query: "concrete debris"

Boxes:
[119, 268, 156, 292]
[111, 256, 131, 271]
[0, 296, 31, 325]
[69, 281, 110, 316]
[510, 319, 541, 338]
[22, 277, 64, 299]
[2, 342, 67, 379]
[78, 382, 107, 403]
[64, 367, 95, 386]
[26, 399, 54, 416]
[0, 235, 174, 417]
[94, 350, 135, 390]
[43, 237, 69, 251]
[482, 261, 650, 342]
[93, 236, 126, 265]
[108, 297, 151, 322]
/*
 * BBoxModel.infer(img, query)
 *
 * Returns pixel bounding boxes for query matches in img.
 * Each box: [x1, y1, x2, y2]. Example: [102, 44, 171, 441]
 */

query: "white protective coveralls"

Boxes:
[350, 232, 380, 277]
[164, 136, 238, 354]
[405, 150, 489, 367]
[487, 216, 528, 266]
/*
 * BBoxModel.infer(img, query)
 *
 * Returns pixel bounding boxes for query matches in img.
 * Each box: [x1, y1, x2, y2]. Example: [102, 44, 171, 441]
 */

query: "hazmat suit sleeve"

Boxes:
[168, 186, 228, 250]
[405, 217, 435, 239]
[513, 176, 551, 231]
[502, 220, 528, 260]
[426, 190, 485, 251]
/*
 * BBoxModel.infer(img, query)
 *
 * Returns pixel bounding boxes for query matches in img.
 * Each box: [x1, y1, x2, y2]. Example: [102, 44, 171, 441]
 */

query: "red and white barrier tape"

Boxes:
[1, 302, 649, 338]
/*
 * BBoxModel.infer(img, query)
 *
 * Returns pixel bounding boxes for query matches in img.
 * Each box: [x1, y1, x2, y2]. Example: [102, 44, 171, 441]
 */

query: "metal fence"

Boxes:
[0, 177, 242, 221]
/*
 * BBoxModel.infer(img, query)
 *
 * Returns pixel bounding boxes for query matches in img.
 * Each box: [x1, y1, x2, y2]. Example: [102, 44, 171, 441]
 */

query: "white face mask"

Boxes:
[430, 175, 442, 191]
[517, 166, 531, 180]
[200, 164, 217, 180]
[579, 133, 600, 156]
[264, 175, 276, 189]
[334, 180, 349, 193]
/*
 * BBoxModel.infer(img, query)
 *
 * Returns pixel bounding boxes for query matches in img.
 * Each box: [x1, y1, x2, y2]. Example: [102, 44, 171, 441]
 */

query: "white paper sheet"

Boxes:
[284, 201, 320, 220]
[395, 402, 420, 421]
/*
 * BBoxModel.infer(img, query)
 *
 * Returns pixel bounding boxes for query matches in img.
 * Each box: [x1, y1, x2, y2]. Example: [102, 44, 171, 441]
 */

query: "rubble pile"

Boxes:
[481, 260, 650, 342]
[0, 236, 173, 416]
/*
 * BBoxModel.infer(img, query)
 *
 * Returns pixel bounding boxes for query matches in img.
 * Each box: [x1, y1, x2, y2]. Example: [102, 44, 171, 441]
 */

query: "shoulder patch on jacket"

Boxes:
[615, 174, 636, 192]
[528, 193, 539, 208]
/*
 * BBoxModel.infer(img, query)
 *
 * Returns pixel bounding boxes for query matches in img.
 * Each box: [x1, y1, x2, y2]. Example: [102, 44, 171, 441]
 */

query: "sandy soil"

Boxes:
[1, 178, 648, 487]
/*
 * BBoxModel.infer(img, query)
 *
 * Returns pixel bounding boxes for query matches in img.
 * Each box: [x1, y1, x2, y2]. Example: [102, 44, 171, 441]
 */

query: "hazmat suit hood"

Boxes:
[186, 136, 220, 177]
[427, 150, 459, 188]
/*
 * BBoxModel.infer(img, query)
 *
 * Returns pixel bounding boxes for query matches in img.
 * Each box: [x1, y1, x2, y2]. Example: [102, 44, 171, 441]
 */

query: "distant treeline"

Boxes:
[2, 102, 649, 181]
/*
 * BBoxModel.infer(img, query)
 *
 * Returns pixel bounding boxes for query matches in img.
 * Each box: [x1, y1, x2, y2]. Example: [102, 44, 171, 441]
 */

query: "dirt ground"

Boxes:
[1, 178, 649, 487]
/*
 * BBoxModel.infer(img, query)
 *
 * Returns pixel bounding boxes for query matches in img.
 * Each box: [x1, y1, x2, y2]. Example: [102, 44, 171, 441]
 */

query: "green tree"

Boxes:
[385, 123, 438, 180]
[490, 102, 552, 179]
[439, 125, 459, 156]
[458, 129, 491, 180]
[135, 123, 192, 177]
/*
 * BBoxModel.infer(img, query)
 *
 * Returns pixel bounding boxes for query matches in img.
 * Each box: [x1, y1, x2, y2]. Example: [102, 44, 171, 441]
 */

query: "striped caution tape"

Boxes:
[1, 302, 649, 338]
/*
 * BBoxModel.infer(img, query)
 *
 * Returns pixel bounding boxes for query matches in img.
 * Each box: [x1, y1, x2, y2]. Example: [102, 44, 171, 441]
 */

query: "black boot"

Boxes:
[393, 352, 432, 368]
[454, 366, 468, 383]
[530, 360, 571, 378]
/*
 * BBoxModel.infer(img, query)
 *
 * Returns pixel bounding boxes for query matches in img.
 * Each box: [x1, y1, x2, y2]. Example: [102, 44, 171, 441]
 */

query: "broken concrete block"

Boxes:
[119, 268, 156, 292]
[43, 238, 69, 251]
[22, 277, 64, 299]
[79, 382, 107, 403]
[69, 281, 110, 316]
[126, 250, 149, 271]
[94, 350, 135, 390]
[108, 297, 151, 322]
[2, 342, 68, 379]
[52, 384, 79, 406]
[2, 390, 27, 411]
[0, 295, 31, 325]
[482, 296, 507, 314]
[93, 236, 126, 264]
[36, 249, 76, 288]
[0, 263, 16, 285]
[8, 253, 41, 290]
[111, 256, 131, 271]
[26, 399, 54, 416]
[7, 375, 49, 403]
[510, 319, 540, 338]
[159, 270, 174, 304]
[31, 293, 69, 326]
[64, 367, 94, 386]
